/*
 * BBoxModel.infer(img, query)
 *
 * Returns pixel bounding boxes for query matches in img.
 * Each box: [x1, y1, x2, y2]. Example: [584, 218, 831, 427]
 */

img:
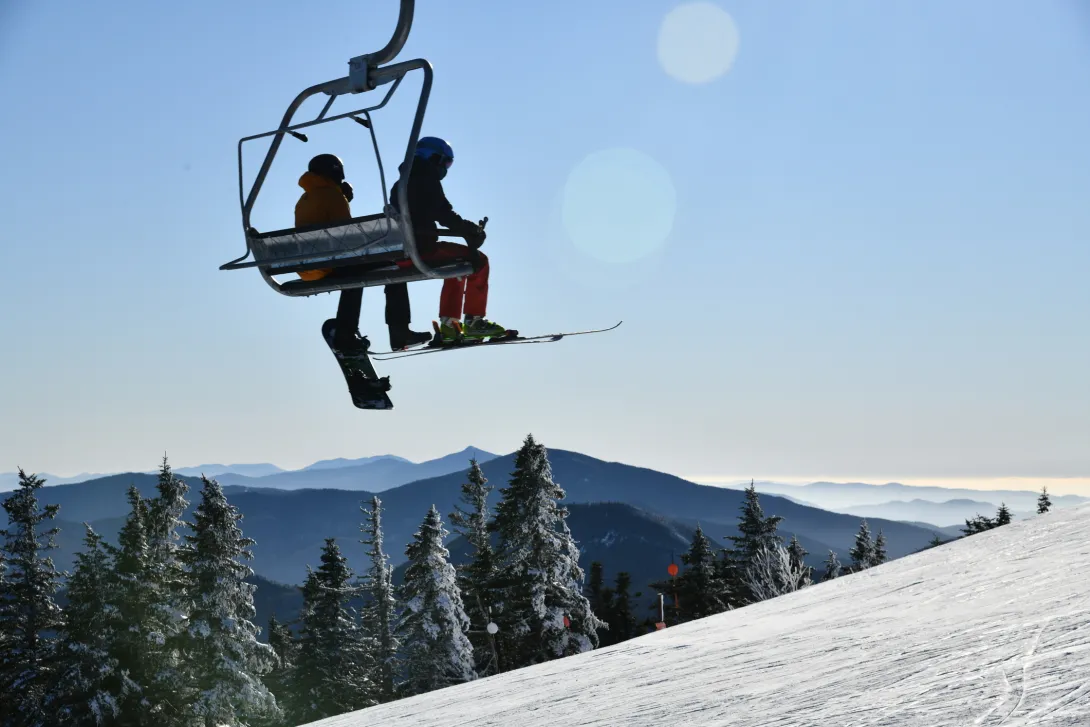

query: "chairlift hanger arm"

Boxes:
[369, 0, 414, 69]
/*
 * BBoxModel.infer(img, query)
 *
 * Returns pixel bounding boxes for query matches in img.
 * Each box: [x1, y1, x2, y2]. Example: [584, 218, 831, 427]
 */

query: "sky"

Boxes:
[1, 0, 1088, 493]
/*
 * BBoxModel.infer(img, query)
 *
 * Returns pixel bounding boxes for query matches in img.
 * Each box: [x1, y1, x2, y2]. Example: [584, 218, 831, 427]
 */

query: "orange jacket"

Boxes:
[294, 171, 352, 281]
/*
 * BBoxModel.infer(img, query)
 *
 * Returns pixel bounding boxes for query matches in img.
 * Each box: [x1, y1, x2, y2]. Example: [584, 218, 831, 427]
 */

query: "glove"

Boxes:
[339, 181, 354, 203]
[463, 221, 487, 250]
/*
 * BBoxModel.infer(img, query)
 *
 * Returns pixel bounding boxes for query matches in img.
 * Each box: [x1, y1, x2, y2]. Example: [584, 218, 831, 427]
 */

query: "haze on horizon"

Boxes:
[2, 1, 1087, 493]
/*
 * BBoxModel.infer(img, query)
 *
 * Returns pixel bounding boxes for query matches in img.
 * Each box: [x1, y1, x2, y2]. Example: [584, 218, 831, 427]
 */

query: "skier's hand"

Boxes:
[339, 181, 354, 203]
[465, 223, 487, 250]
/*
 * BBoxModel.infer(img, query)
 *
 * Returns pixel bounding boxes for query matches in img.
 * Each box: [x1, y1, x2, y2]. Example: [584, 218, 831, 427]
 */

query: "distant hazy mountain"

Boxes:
[33, 449, 941, 587]
[0, 471, 114, 491]
[735, 481, 1086, 514]
[169, 463, 286, 478]
[838, 498, 1025, 528]
[302, 455, 411, 471]
[213, 446, 498, 492]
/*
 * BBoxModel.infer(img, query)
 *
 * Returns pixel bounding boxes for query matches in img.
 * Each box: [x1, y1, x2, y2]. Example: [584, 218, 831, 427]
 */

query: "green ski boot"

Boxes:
[462, 316, 508, 340]
[437, 318, 464, 344]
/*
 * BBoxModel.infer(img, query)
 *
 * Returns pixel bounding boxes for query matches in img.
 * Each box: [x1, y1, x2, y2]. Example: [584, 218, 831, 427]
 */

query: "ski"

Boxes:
[370, 321, 622, 360]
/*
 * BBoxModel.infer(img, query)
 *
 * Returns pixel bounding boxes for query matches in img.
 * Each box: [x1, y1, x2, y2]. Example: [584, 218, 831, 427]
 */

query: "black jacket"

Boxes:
[390, 159, 473, 253]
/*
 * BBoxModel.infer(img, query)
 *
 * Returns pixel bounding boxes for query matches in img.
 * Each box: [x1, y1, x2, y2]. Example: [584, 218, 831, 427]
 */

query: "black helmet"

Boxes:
[308, 154, 345, 182]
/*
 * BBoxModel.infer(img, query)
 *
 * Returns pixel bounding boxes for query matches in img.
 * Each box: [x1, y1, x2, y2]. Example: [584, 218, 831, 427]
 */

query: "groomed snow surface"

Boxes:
[305, 505, 1090, 726]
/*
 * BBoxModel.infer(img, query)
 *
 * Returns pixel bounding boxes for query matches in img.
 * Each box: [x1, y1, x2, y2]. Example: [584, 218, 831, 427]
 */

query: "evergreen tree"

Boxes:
[491, 436, 604, 668]
[289, 539, 372, 724]
[585, 562, 608, 616]
[107, 486, 162, 723]
[142, 457, 191, 720]
[1037, 486, 1052, 515]
[822, 550, 841, 581]
[0, 470, 64, 726]
[961, 513, 996, 536]
[871, 530, 888, 567]
[448, 459, 501, 675]
[744, 540, 810, 602]
[263, 615, 295, 725]
[722, 481, 783, 605]
[849, 520, 875, 570]
[50, 526, 137, 725]
[359, 496, 398, 703]
[602, 573, 637, 646]
[995, 503, 1013, 526]
[786, 535, 813, 589]
[396, 506, 476, 697]
[584, 562, 613, 647]
[178, 476, 278, 726]
[0, 547, 7, 652]
[675, 526, 729, 621]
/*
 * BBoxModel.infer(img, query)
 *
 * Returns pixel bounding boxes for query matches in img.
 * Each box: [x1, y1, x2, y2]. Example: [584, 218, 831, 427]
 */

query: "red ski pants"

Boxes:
[427, 242, 489, 319]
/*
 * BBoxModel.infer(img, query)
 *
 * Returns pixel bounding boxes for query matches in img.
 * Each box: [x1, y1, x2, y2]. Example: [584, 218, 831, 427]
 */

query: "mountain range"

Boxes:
[736, 480, 1086, 521]
[2, 447, 497, 494]
[837, 498, 1038, 527]
[212, 447, 497, 491]
[30, 448, 942, 590]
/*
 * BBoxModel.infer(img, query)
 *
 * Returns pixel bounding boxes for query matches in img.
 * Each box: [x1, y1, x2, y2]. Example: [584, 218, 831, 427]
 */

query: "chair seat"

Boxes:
[250, 212, 405, 272]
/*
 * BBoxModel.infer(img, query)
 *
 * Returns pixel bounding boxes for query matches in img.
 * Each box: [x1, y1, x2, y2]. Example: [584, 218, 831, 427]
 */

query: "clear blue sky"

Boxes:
[1, 0, 1088, 491]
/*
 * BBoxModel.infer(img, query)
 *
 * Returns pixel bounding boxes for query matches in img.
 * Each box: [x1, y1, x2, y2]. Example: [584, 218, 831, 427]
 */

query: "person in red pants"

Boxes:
[391, 136, 508, 342]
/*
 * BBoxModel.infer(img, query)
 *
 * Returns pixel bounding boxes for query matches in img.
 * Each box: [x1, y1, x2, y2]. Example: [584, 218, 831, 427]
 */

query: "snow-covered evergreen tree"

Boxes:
[107, 485, 163, 723]
[849, 520, 875, 570]
[359, 496, 398, 703]
[448, 459, 501, 675]
[786, 534, 813, 589]
[744, 540, 810, 603]
[143, 457, 191, 719]
[491, 436, 604, 669]
[1037, 486, 1052, 514]
[0, 470, 64, 726]
[396, 506, 476, 697]
[177, 476, 278, 727]
[676, 526, 729, 621]
[288, 539, 373, 724]
[871, 530, 888, 566]
[50, 525, 138, 725]
[995, 503, 1013, 526]
[722, 481, 784, 605]
[822, 550, 842, 581]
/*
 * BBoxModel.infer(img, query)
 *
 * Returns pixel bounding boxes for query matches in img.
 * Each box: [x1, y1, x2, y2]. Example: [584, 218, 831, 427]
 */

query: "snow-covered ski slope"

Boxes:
[305, 505, 1090, 727]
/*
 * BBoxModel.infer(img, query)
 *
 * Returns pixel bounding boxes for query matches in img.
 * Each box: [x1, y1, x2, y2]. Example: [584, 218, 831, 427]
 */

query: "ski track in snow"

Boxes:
[304, 506, 1090, 727]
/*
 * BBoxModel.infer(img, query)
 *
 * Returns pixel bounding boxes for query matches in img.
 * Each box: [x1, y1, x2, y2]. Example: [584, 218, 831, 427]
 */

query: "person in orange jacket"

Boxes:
[295, 154, 431, 358]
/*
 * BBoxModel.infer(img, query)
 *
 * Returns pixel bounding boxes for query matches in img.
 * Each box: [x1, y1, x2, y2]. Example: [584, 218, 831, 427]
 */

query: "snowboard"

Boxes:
[370, 321, 623, 360]
[321, 319, 394, 410]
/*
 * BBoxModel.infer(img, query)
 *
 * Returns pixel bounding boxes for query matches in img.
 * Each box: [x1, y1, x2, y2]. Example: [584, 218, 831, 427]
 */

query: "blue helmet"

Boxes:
[414, 136, 454, 164]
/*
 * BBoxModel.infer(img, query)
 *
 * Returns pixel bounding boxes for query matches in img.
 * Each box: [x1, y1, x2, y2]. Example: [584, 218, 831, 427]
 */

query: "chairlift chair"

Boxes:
[219, 0, 475, 296]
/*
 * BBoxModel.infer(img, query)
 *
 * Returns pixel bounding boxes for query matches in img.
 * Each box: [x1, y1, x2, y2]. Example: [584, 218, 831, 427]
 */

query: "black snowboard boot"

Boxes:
[326, 320, 371, 370]
[389, 325, 431, 351]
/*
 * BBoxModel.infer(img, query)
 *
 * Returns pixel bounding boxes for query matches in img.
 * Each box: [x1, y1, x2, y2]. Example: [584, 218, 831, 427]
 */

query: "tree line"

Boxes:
[0, 435, 604, 726]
